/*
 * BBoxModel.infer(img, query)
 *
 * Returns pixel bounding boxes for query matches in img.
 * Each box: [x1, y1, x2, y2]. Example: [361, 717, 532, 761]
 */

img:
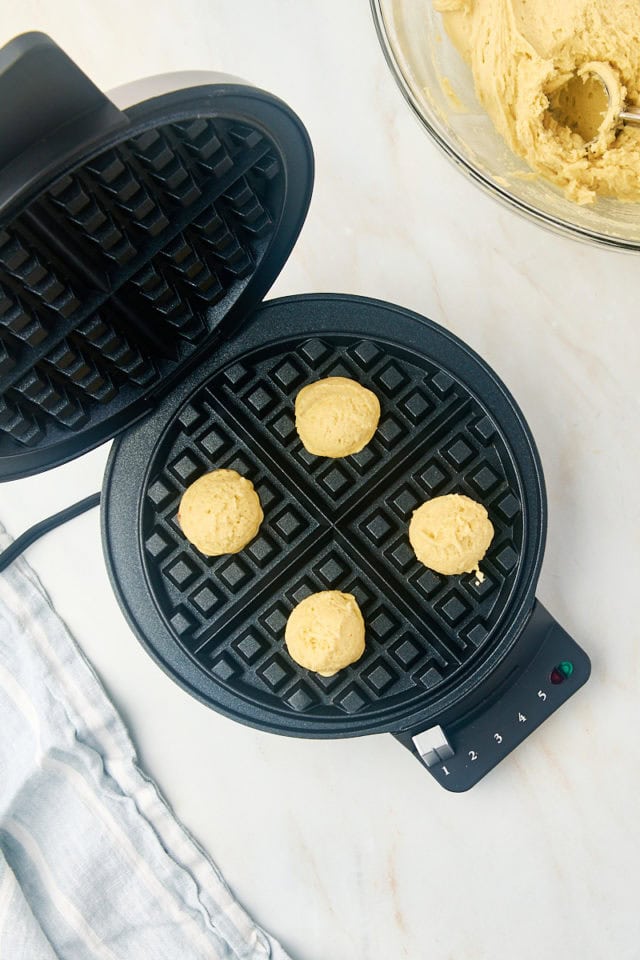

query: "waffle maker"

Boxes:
[0, 33, 590, 791]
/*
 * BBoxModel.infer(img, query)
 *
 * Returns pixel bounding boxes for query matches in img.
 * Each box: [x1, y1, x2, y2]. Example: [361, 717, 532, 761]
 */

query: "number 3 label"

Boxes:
[494, 733, 503, 744]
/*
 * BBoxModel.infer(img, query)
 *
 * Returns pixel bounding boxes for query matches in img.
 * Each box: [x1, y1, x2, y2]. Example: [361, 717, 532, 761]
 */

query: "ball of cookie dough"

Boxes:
[295, 377, 380, 457]
[178, 469, 263, 556]
[285, 590, 366, 676]
[409, 493, 494, 577]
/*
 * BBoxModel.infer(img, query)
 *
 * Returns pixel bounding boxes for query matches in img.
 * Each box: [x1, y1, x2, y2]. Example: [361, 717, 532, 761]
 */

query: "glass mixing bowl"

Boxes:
[371, 0, 640, 250]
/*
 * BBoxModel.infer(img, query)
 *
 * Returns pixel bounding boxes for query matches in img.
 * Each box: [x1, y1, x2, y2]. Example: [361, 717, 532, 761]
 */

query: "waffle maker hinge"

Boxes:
[0, 32, 129, 211]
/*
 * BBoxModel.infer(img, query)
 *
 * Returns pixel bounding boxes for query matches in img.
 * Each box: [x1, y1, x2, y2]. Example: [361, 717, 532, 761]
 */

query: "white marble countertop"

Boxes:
[1, 2, 639, 958]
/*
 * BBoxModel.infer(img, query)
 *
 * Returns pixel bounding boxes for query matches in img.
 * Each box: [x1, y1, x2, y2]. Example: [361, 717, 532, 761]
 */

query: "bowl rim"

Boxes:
[369, 0, 640, 253]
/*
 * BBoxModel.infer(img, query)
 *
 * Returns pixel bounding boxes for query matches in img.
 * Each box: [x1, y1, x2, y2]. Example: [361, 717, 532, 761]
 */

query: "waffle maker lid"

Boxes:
[0, 32, 314, 480]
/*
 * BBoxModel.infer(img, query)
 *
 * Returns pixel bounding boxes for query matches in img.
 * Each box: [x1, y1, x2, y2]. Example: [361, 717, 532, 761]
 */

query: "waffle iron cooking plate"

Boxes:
[0, 35, 590, 790]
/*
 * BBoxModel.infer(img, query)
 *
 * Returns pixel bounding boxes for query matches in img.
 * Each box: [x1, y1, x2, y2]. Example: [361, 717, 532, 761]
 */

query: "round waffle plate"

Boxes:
[103, 295, 546, 737]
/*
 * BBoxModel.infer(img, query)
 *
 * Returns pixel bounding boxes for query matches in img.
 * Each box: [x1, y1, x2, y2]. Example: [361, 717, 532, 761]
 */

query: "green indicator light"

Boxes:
[559, 660, 574, 678]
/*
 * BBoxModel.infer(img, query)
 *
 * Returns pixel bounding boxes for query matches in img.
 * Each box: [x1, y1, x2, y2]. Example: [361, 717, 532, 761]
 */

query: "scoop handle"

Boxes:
[620, 106, 640, 126]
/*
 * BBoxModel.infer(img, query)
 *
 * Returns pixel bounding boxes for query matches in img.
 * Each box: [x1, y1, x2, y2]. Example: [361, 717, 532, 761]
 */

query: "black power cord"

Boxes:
[0, 492, 101, 573]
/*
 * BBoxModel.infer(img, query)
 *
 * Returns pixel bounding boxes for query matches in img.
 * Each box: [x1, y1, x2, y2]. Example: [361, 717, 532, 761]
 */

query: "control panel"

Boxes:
[396, 604, 591, 791]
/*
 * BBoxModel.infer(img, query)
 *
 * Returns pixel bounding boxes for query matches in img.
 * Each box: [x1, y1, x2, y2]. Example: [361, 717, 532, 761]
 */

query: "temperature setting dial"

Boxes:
[412, 725, 454, 768]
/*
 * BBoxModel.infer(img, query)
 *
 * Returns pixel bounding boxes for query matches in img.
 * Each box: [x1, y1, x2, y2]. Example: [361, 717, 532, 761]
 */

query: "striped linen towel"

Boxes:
[0, 522, 292, 960]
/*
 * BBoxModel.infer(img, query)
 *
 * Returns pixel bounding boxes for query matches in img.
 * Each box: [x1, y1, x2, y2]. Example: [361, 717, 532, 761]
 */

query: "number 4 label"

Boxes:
[518, 712, 527, 723]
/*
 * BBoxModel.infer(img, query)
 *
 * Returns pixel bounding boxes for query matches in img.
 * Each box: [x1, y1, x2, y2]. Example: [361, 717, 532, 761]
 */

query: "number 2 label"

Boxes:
[469, 750, 478, 762]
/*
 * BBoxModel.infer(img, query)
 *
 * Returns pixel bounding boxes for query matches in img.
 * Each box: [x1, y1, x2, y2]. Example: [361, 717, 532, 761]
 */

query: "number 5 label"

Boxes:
[538, 689, 547, 701]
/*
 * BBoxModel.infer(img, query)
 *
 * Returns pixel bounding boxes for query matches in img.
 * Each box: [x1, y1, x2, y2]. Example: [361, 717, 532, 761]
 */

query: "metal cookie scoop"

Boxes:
[548, 62, 640, 149]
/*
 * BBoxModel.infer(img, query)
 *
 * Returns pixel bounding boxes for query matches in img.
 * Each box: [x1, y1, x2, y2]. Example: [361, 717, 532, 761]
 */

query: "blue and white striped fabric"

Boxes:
[0, 523, 292, 960]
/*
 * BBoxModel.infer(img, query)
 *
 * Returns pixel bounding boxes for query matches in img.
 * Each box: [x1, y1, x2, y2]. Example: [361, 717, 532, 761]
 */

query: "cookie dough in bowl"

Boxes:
[178, 469, 263, 556]
[285, 591, 366, 676]
[433, 0, 640, 204]
[295, 377, 380, 457]
[409, 493, 494, 577]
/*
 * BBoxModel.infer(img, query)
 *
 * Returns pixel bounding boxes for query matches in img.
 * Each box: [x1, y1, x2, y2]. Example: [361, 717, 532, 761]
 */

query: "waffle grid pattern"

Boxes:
[141, 337, 524, 721]
[0, 116, 281, 451]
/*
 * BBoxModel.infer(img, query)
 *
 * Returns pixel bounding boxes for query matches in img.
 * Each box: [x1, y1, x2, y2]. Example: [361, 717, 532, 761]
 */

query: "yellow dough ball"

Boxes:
[178, 469, 263, 556]
[409, 494, 494, 577]
[295, 377, 380, 458]
[285, 590, 366, 676]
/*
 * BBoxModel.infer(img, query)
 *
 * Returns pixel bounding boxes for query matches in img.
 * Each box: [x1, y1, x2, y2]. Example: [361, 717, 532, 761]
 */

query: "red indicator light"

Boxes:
[550, 668, 564, 685]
